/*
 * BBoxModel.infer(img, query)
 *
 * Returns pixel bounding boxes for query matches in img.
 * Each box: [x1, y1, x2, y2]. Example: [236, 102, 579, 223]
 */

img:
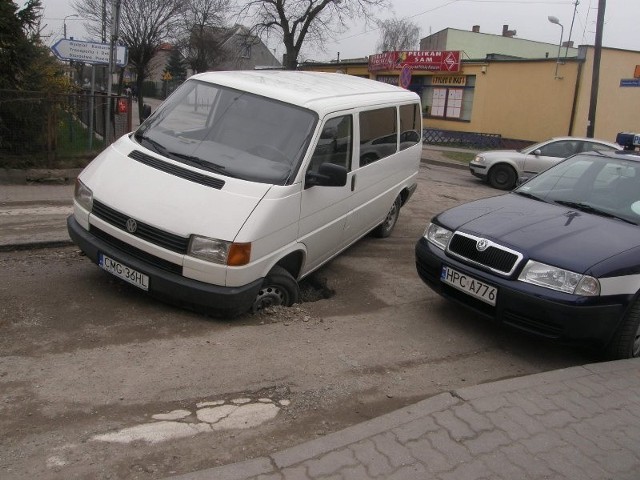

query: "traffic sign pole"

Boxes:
[400, 65, 412, 89]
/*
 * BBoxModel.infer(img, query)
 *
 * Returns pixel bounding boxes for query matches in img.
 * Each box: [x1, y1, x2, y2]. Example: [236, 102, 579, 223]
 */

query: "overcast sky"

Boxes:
[39, 0, 639, 62]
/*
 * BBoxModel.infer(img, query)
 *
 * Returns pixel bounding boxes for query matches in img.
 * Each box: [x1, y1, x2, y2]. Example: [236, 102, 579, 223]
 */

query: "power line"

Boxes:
[327, 0, 574, 45]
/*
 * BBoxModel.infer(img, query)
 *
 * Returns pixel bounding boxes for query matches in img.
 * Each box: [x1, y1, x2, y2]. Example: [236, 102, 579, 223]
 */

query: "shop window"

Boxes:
[431, 88, 446, 117]
[422, 76, 475, 121]
[359, 107, 397, 166]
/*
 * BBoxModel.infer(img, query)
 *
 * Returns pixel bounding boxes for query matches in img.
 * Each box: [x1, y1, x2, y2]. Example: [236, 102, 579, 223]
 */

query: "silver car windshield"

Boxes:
[134, 79, 317, 185]
[516, 153, 640, 225]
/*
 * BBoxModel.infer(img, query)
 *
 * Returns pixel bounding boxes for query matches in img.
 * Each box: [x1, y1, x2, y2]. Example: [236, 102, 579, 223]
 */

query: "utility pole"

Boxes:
[105, 0, 122, 145]
[564, 0, 579, 59]
[586, 0, 606, 138]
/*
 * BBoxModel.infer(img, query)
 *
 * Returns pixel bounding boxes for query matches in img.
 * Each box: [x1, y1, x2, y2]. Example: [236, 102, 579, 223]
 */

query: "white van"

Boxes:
[67, 71, 422, 316]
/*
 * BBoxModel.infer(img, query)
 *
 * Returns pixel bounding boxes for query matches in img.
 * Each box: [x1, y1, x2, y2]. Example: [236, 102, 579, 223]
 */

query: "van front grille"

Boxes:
[92, 200, 189, 254]
[90, 226, 183, 275]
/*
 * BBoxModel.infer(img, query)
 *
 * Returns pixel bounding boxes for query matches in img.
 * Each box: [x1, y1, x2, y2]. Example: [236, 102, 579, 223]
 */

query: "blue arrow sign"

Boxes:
[51, 39, 128, 67]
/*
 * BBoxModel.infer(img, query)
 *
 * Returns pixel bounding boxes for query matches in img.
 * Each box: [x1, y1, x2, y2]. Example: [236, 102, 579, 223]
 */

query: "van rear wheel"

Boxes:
[372, 195, 401, 238]
[251, 266, 299, 313]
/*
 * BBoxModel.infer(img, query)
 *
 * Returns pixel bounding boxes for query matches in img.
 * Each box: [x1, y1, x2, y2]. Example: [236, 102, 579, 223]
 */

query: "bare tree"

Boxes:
[376, 18, 420, 52]
[72, 0, 184, 119]
[238, 0, 388, 70]
[178, 0, 231, 73]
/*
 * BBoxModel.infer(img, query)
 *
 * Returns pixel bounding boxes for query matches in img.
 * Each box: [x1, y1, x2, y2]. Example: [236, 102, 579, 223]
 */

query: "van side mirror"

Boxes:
[305, 163, 347, 189]
[533, 149, 542, 156]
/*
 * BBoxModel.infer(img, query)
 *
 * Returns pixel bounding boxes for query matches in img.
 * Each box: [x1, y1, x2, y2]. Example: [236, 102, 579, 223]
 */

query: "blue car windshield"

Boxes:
[135, 79, 317, 185]
[516, 153, 640, 225]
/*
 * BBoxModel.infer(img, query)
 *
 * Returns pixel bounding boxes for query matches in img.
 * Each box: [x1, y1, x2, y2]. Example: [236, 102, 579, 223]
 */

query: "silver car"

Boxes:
[469, 136, 621, 190]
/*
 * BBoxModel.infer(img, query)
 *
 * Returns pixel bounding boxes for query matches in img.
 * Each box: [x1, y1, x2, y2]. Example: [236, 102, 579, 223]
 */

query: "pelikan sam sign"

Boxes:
[51, 39, 128, 67]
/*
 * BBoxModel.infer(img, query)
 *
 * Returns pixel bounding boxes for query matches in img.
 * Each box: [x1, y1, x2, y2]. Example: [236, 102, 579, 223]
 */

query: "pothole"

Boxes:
[299, 273, 335, 303]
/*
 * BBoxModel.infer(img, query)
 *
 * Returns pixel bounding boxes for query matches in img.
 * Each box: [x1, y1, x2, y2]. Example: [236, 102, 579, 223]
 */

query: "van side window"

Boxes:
[399, 103, 422, 150]
[359, 107, 397, 166]
[309, 115, 352, 173]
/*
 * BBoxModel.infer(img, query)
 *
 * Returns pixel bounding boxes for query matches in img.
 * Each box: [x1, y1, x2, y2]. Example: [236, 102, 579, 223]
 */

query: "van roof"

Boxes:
[190, 70, 419, 116]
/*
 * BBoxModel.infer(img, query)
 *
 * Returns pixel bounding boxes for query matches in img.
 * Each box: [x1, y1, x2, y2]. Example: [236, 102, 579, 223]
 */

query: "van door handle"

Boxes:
[351, 175, 356, 191]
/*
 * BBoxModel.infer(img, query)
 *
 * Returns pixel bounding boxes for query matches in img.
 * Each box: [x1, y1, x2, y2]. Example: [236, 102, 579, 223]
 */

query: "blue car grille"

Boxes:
[447, 232, 521, 276]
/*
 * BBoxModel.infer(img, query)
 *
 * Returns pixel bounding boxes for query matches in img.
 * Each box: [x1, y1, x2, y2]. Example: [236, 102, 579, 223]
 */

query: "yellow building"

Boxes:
[300, 46, 640, 146]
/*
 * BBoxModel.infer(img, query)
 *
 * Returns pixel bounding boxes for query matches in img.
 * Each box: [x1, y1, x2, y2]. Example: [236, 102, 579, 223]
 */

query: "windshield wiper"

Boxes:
[136, 133, 169, 156]
[167, 152, 236, 178]
[554, 200, 638, 225]
[135, 133, 235, 178]
[514, 191, 545, 202]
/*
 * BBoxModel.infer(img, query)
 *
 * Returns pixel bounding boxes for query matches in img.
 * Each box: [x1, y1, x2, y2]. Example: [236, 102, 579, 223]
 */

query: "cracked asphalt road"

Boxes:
[0, 164, 592, 479]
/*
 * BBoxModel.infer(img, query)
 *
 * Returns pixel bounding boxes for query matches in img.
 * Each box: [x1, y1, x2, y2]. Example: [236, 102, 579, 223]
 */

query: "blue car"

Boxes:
[415, 147, 640, 359]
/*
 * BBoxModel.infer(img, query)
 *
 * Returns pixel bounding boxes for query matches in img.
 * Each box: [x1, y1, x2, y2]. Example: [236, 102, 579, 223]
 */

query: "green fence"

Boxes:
[0, 90, 132, 169]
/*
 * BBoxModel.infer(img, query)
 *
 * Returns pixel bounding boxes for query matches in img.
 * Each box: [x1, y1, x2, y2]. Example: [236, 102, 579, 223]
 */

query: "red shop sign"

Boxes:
[369, 51, 461, 73]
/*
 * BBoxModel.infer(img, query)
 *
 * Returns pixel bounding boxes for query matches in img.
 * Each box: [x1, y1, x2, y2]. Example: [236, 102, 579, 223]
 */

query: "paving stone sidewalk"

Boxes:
[170, 359, 640, 480]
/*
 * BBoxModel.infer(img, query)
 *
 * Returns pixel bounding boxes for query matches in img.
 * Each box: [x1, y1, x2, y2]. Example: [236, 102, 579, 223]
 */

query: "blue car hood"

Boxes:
[435, 193, 640, 273]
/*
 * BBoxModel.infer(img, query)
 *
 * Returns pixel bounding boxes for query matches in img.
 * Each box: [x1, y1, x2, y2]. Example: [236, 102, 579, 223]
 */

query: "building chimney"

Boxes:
[502, 24, 516, 37]
[472, 25, 480, 33]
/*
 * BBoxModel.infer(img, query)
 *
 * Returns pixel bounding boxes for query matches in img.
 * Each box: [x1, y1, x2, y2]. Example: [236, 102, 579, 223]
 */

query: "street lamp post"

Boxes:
[63, 14, 79, 39]
[587, 0, 607, 138]
[547, 15, 564, 79]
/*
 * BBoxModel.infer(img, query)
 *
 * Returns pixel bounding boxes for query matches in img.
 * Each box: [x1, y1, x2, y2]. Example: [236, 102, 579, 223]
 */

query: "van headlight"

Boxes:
[472, 155, 486, 165]
[74, 178, 93, 211]
[188, 235, 251, 266]
[518, 260, 600, 296]
[425, 223, 453, 250]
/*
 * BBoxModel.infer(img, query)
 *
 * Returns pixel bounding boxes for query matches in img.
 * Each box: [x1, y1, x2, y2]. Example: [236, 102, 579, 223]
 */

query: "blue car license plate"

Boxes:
[441, 266, 497, 306]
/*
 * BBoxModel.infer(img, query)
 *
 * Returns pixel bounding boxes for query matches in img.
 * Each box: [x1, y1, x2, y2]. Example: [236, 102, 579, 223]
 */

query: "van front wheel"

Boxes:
[251, 266, 300, 313]
[372, 195, 401, 238]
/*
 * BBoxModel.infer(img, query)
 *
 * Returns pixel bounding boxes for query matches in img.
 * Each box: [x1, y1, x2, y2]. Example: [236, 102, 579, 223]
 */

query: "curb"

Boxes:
[421, 157, 468, 170]
[0, 168, 82, 185]
[0, 239, 74, 252]
[167, 393, 460, 480]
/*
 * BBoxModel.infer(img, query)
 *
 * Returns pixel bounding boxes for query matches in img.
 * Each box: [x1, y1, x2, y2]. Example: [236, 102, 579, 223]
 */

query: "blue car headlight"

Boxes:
[518, 260, 600, 296]
[425, 223, 453, 250]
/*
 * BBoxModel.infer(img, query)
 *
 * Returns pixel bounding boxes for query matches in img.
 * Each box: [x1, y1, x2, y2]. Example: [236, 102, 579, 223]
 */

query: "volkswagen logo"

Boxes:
[476, 239, 489, 252]
[125, 218, 138, 234]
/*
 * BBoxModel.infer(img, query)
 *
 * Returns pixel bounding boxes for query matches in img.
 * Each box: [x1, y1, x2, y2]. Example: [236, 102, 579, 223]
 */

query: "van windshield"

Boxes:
[134, 79, 317, 185]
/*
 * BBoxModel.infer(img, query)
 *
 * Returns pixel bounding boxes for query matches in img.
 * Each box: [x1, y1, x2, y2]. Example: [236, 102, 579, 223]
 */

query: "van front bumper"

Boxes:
[67, 215, 262, 317]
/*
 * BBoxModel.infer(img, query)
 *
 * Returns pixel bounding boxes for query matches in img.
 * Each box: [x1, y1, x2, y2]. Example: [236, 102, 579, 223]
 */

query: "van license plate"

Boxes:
[99, 254, 149, 291]
[441, 266, 497, 306]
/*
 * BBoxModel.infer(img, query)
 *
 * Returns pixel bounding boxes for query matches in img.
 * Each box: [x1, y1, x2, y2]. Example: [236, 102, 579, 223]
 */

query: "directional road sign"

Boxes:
[51, 39, 128, 67]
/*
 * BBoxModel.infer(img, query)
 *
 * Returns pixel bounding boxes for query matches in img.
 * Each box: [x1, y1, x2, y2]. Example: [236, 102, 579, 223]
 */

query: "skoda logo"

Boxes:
[476, 239, 489, 252]
[125, 218, 138, 234]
